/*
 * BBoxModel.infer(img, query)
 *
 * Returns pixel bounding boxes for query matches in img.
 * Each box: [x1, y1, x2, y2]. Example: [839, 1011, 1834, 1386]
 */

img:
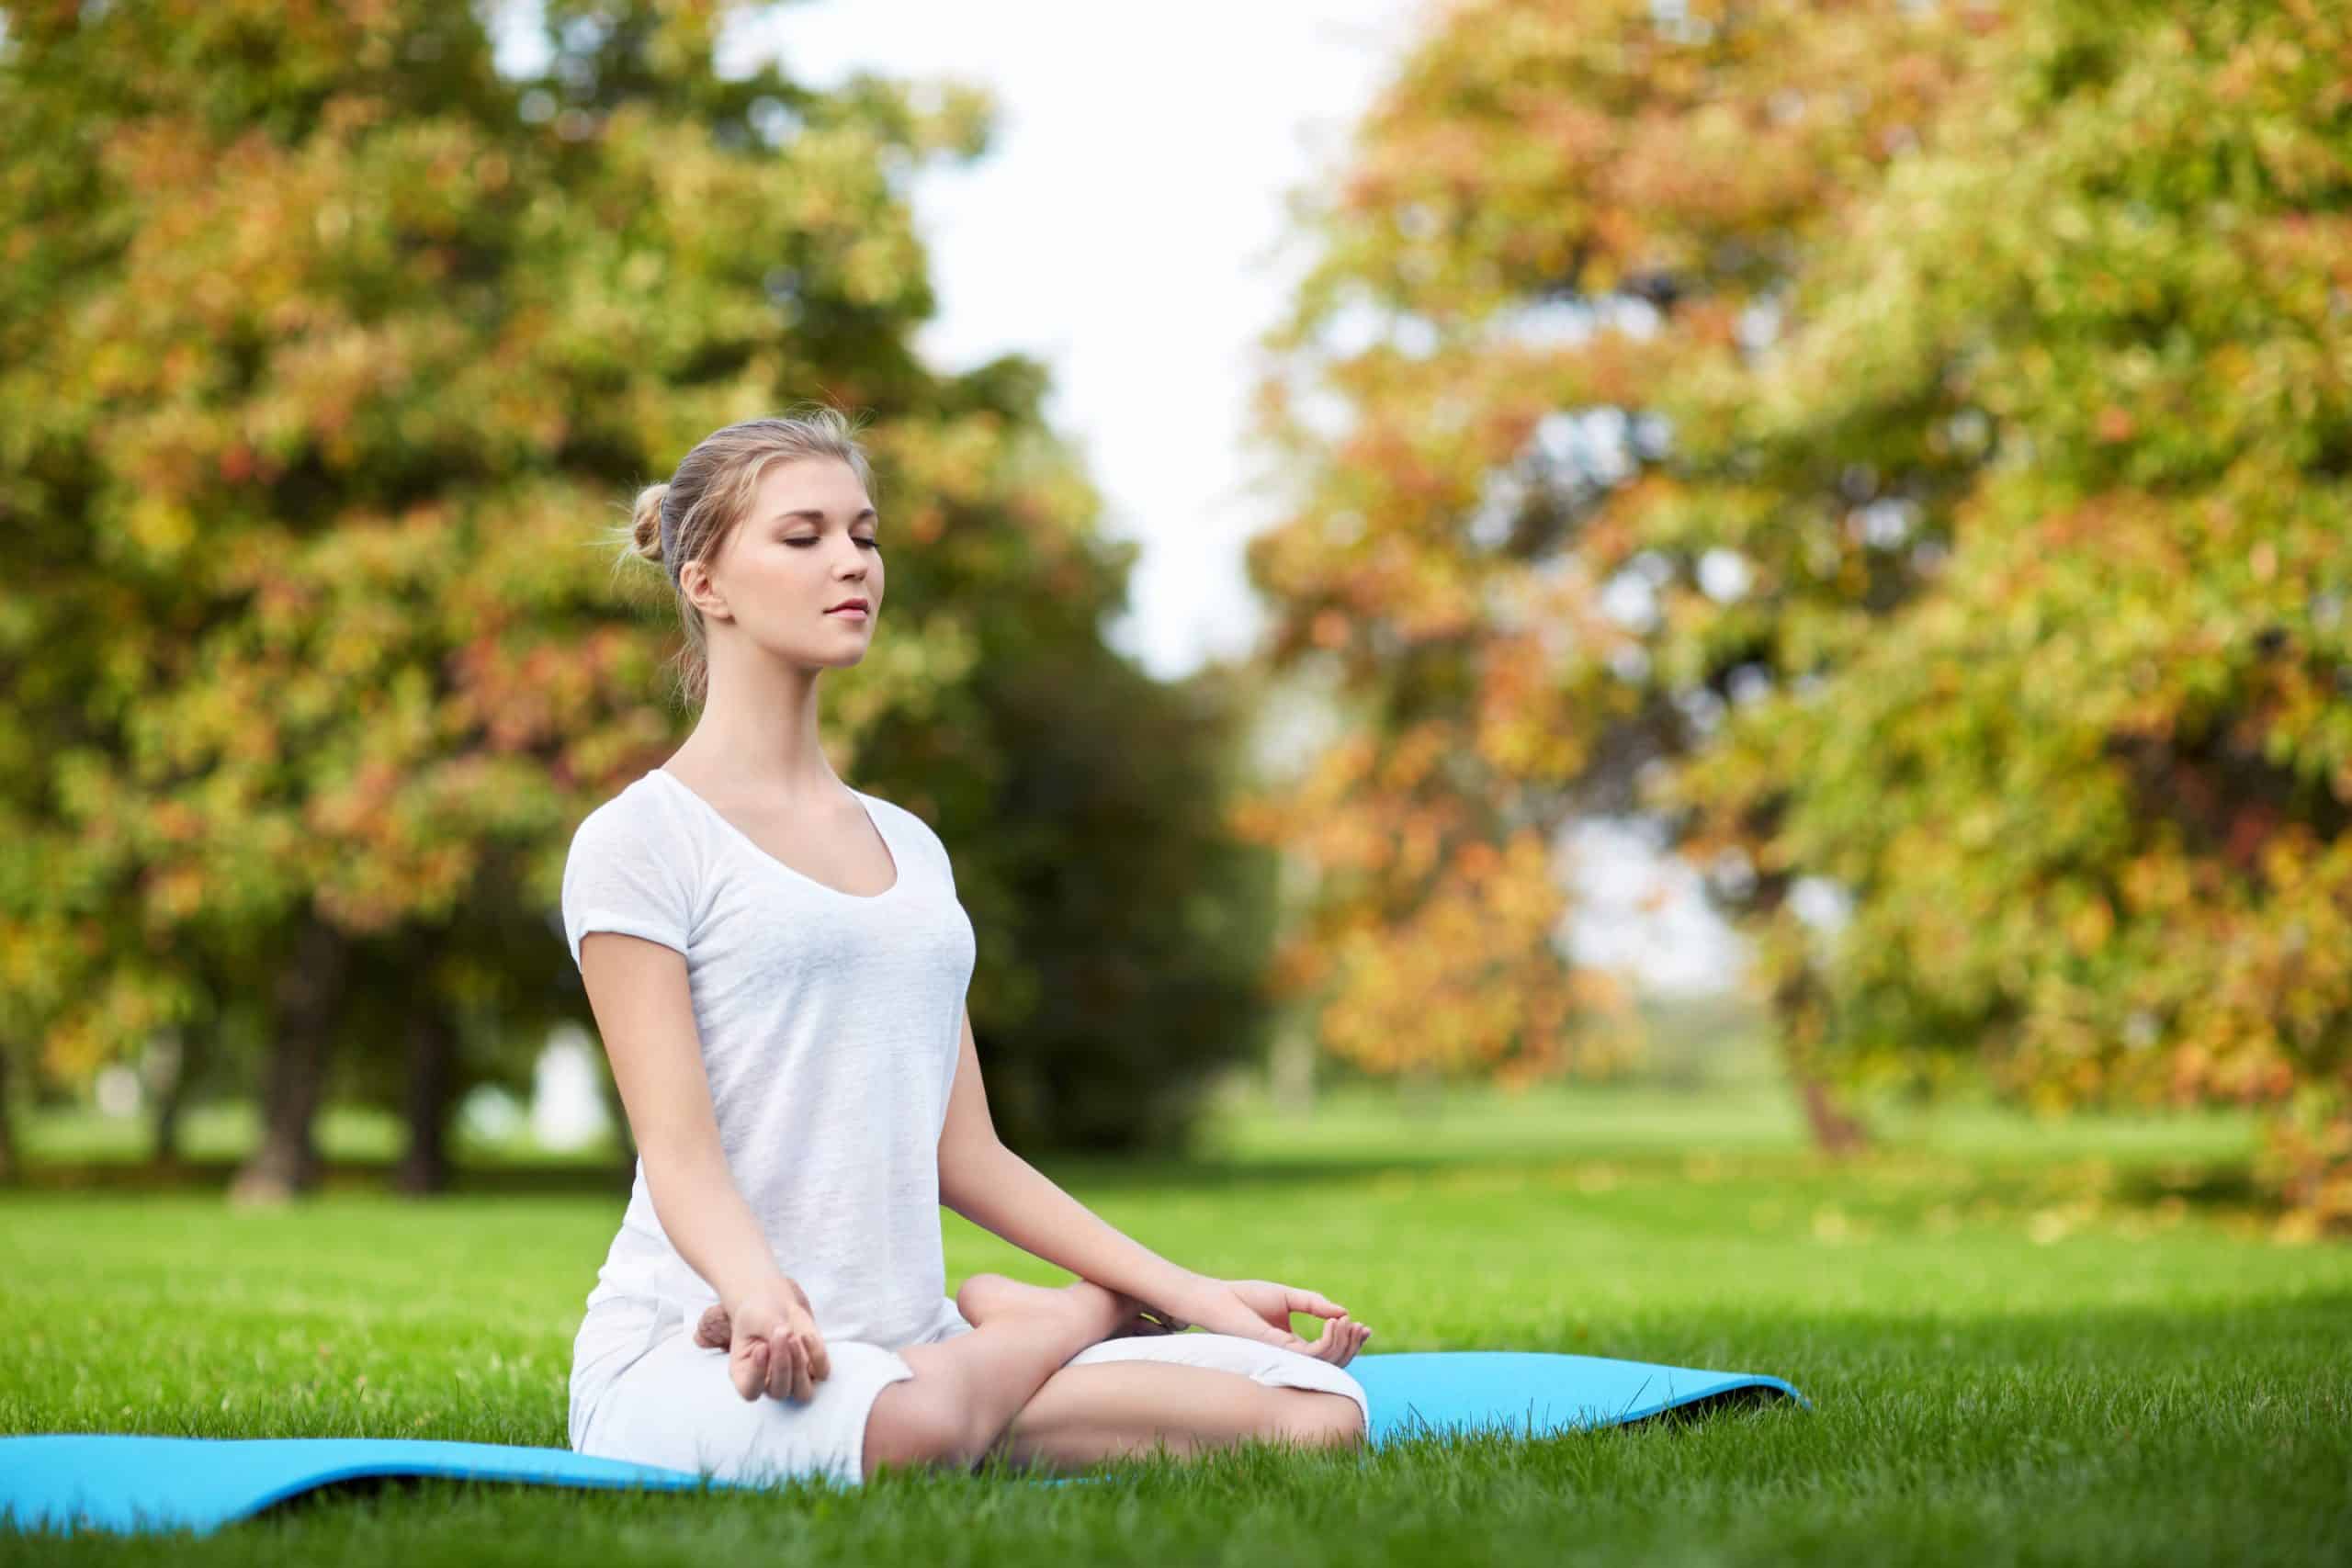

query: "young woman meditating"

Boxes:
[561, 409, 1371, 1488]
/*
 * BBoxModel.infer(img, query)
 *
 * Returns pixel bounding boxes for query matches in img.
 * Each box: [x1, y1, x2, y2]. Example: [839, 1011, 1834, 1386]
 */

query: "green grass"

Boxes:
[3, 1080, 2346, 1565]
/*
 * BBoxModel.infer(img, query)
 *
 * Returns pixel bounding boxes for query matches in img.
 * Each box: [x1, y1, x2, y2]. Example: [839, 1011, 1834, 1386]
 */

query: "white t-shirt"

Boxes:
[559, 767, 977, 1350]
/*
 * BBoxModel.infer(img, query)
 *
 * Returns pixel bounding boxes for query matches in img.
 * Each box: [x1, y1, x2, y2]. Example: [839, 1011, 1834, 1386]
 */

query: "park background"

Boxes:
[2, 1, 2346, 1562]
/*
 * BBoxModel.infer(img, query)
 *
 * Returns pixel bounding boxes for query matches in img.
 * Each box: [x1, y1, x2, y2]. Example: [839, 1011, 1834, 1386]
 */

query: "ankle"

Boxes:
[1049, 1279, 1118, 1330]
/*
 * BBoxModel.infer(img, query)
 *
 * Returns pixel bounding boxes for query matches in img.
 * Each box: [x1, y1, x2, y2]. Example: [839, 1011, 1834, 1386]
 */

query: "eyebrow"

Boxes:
[775, 508, 878, 525]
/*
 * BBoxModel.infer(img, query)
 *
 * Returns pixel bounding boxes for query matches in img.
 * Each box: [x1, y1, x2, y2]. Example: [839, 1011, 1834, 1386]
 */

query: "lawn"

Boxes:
[2, 1079, 2346, 1565]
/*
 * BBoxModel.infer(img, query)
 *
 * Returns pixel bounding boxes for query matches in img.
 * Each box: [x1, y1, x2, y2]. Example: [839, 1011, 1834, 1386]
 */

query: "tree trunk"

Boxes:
[396, 1006, 458, 1196]
[1778, 1001, 1871, 1161]
[230, 919, 348, 1204]
[0, 1045, 19, 1187]
[149, 1028, 191, 1168]
[1795, 1074, 1871, 1156]
[1769, 946, 1871, 1156]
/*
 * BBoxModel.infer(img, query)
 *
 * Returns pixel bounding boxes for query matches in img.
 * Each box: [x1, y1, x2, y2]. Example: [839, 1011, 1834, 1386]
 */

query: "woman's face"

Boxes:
[695, 457, 883, 668]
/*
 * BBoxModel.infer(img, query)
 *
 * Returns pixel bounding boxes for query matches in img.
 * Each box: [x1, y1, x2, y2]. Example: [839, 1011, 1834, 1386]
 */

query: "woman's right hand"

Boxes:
[693, 1277, 831, 1403]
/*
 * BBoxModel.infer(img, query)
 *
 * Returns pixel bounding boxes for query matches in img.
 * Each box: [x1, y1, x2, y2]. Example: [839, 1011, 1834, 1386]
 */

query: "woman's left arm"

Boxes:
[936, 1007, 1369, 1360]
[936, 1008, 1202, 1304]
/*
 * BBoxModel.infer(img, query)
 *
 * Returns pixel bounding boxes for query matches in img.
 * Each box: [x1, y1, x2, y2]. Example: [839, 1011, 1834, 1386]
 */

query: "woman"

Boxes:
[562, 408, 1372, 1489]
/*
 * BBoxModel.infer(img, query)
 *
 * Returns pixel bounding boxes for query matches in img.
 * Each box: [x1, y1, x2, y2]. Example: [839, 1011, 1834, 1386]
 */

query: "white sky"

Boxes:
[732, 0, 1430, 683]
[495, 0, 1748, 997]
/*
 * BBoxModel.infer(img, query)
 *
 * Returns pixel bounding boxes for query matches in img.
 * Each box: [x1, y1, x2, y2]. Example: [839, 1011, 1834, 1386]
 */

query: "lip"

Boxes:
[826, 602, 870, 618]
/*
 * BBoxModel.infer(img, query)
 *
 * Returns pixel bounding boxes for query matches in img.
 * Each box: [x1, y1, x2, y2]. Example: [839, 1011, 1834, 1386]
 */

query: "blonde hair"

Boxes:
[616, 403, 878, 707]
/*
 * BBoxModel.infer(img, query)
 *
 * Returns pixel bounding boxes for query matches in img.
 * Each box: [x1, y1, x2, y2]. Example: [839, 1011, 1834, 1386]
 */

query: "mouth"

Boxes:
[826, 598, 870, 619]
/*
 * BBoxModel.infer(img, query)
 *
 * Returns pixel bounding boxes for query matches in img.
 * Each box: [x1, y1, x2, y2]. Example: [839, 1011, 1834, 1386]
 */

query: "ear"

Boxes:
[680, 558, 732, 622]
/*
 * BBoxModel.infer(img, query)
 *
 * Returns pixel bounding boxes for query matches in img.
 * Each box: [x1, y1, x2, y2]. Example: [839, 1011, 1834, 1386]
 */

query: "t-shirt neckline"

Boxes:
[647, 768, 903, 903]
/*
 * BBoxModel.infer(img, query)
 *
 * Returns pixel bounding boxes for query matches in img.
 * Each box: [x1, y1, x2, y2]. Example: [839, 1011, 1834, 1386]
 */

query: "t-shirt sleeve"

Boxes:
[560, 798, 694, 969]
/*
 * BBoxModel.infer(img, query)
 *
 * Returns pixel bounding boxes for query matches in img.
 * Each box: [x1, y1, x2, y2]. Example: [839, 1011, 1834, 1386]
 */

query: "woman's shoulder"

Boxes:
[857, 789, 953, 870]
[569, 771, 695, 860]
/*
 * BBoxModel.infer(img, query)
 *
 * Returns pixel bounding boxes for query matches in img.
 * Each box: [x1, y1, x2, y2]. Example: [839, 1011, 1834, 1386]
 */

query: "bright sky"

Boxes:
[492, 0, 1749, 997]
[730, 0, 1430, 683]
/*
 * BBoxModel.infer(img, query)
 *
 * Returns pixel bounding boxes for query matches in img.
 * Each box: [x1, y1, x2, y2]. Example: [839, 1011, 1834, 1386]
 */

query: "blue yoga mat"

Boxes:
[2, 1349, 1808, 1537]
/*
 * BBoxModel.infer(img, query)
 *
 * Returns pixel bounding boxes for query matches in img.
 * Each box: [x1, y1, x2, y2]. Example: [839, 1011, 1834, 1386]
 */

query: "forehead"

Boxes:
[749, 456, 871, 519]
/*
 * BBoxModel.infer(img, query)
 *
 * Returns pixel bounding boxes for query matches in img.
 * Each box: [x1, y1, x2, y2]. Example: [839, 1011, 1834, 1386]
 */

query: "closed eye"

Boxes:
[786, 538, 880, 549]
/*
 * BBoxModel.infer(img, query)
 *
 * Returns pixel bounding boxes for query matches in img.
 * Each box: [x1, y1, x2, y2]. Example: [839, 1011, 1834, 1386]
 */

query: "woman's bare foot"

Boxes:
[955, 1271, 1147, 1342]
[693, 1303, 732, 1348]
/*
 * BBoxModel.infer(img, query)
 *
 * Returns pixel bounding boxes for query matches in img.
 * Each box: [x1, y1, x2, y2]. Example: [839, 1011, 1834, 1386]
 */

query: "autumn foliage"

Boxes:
[1239, 0, 2351, 1232]
[0, 0, 1267, 1186]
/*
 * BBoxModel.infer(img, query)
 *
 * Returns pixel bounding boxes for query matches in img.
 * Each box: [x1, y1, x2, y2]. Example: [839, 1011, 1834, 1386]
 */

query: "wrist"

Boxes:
[715, 1265, 789, 1308]
[1154, 1267, 1217, 1314]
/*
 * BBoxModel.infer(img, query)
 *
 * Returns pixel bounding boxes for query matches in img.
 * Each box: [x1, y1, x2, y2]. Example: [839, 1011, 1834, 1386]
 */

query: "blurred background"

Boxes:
[2, 0, 2346, 1240]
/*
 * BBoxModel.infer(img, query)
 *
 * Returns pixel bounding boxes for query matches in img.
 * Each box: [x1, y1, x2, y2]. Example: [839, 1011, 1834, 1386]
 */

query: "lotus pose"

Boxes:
[561, 409, 1370, 1488]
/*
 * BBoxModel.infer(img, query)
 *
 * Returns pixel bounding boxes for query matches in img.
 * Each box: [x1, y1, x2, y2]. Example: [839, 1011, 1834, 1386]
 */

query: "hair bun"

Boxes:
[630, 481, 670, 561]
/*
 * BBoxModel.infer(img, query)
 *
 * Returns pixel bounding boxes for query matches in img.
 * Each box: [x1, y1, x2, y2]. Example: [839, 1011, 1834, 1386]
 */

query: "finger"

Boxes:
[782, 1332, 809, 1402]
[808, 1333, 831, 1382]
[791, 1333, 816, 1399]
[1287, 1285, 1345, 1320]
[769, 1335, 799, 1403]
[733, 1337, 765, 1401]
[769, 1332, 790, 1401]
[792, 1336, 817, 1404]
[1267, 1323, 1313, 1354]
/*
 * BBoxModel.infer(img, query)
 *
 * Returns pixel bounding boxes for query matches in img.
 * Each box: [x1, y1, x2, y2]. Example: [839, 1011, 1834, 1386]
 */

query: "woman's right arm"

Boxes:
[577, 930, 832, 1401]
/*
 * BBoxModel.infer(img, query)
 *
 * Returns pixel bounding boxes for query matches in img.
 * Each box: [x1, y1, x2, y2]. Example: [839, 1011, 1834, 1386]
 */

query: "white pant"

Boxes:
[570, 1292, 1368, 1489]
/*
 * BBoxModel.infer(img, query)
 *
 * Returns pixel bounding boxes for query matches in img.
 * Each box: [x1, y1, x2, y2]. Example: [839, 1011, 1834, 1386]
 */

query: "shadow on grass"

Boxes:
[8, 1157, 638, 1198]
[2110, 1163, 2263, 1209]
[5, 1143, 2275, 1224]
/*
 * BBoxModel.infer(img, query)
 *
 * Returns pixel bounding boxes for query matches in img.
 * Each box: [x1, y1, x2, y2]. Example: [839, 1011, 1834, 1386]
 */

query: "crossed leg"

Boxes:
[976, 1359, 1365, 1473]
[855, 1273, 1365, 1481]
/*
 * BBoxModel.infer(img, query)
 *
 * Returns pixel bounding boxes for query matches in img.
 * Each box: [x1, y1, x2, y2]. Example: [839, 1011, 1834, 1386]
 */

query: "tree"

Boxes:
[1238, 0, 1988, 1129]
[1662, 0, 2352, 1233]
[1, 0, 1261, 1189]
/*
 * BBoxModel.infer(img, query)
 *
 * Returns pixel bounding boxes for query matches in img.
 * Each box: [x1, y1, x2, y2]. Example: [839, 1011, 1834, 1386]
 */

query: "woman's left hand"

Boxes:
[1149, 1277, 1371, 1366]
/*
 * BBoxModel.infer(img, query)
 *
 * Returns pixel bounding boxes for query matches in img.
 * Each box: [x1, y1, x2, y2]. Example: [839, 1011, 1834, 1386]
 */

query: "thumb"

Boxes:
[1248, 1318, 1313, 1353]
[730, 1335, 768, 1401]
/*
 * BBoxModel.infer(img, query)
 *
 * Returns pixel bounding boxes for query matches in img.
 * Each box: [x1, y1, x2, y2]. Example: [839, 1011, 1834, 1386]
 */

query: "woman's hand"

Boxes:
[692, 1276, 831, 1403]
[1153, 1277, 1372, 1366]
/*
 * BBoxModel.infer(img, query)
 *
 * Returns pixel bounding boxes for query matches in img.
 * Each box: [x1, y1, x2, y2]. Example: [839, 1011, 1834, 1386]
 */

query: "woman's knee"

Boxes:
[862, 1378, 975, 1477]
[1270, 1387, 1368, 1450]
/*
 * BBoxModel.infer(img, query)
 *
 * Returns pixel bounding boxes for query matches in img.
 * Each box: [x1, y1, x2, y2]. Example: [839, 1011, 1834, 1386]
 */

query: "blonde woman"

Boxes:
[561, 409, 1371, 1488]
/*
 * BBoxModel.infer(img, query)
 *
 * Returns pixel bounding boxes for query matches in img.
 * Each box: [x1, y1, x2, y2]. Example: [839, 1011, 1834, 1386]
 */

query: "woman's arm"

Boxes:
[935, 1006, 1374, 1363]
[934, 1006, 1368, 1360]
[583, 931, 842, 1399]
[577, 931, 791, 1308]
[578, 926, 837, 1392]
[935, 1007, 1207, 1309]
